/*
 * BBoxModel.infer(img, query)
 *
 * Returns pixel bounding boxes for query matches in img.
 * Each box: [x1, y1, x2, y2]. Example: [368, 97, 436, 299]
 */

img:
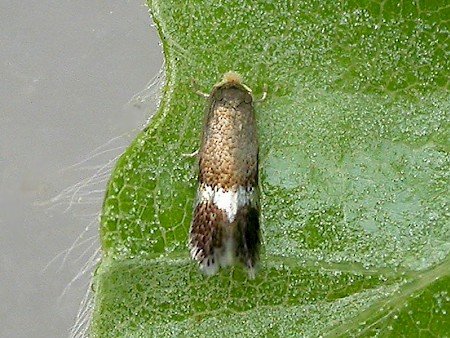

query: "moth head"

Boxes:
[222, 71, 243, 85]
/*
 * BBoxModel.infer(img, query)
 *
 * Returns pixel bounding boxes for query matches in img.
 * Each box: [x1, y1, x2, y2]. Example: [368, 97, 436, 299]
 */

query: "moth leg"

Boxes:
[181, 149, 199, 158]
[191, 79, 209, 99]
[255, 84, 268, 103]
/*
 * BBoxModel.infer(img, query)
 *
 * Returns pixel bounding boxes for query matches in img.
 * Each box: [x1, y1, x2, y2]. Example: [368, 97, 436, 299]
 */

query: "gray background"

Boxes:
[0, 1, 163, 337]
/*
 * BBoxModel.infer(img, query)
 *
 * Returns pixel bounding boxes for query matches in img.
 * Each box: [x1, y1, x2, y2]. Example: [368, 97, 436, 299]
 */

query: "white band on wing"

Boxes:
[197, 184, 256, 223]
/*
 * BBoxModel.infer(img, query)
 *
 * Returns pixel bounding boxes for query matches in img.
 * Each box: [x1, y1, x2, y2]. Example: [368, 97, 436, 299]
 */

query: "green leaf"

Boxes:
[91, 1, 450, 336]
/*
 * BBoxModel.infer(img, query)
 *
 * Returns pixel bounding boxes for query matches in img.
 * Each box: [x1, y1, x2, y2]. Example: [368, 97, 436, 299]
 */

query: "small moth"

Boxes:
[189, 72, 264, 279]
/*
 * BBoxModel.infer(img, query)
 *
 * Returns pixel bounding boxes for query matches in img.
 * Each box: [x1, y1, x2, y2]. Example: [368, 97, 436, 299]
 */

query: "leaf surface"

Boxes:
[92, 1, 450, 336]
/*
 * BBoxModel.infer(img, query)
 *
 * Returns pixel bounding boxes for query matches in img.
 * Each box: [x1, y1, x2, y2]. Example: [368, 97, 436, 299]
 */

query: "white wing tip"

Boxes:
[199, 255, 219, 276]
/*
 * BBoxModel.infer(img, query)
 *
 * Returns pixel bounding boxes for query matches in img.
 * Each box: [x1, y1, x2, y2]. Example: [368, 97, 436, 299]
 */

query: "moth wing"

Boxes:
[235, 204, 261, 278]
[189, 201, 225, 276]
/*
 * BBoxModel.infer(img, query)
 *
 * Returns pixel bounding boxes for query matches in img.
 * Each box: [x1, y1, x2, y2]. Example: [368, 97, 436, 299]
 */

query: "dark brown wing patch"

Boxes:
[189, 201, 226, 274]
[235, 205, 261, 272]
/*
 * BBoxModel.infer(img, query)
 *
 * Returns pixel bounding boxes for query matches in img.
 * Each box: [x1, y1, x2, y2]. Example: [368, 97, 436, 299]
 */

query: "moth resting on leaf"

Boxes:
[189, 72, 266, 279]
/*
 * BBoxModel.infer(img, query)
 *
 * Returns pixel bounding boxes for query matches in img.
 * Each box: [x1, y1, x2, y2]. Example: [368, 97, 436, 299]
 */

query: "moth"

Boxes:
[189, 72, 265, 279]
